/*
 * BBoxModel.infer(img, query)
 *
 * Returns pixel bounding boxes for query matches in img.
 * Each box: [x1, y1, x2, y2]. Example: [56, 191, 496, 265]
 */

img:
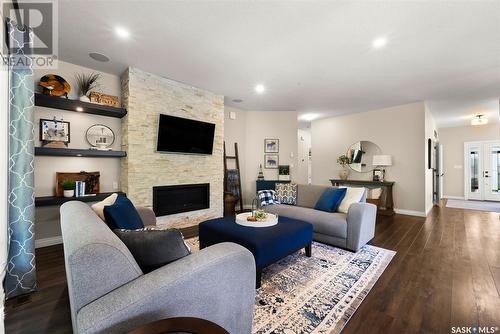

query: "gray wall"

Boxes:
[311, 102, 427, 215]
[424, 106, 438, 214]
[224, 107, 299, 206]
[439, 124, 499, 198]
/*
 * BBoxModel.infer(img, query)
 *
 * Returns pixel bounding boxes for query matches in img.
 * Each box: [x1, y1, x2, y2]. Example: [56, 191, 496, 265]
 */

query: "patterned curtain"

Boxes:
[5, 19, 36, 298]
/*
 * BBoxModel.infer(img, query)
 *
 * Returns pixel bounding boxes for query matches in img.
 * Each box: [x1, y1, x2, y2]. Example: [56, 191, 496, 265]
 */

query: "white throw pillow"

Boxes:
[91, 193, 118, 221]
[337, 187, 365, 213]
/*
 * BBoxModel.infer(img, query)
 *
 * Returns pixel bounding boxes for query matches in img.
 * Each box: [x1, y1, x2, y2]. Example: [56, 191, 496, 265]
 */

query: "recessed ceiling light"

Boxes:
[372, 37, 387, 49]
[232, 99, 243, 103]
[89, 52, 110, 62]
[115, 26, 130, 39]
[300, 113, 320, 121]
[255, 84, 265, 94]
[471, 114, 488, 126]
[76, 107, 84, 112]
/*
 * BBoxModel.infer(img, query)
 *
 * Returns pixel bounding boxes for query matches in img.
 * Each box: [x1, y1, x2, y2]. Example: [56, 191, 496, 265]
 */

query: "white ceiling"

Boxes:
[56, 1, 500, 127]
[426, 99, 499, 128]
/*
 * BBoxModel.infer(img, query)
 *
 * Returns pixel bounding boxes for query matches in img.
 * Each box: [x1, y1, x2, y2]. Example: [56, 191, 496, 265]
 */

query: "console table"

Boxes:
[330, 179, 395, 216]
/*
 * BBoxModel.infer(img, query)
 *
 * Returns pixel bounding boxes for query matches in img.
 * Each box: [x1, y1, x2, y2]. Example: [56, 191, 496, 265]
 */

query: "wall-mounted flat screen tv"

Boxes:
[157, 114, 215, 155]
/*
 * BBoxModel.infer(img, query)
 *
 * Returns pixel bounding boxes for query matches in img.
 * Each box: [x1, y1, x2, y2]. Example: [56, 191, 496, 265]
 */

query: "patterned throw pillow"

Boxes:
[258, 190, 280, 207]
[276, 183, 298, 205]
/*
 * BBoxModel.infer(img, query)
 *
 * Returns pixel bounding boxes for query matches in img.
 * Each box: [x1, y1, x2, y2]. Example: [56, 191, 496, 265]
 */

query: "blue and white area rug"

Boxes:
[186, 238, 395, 334]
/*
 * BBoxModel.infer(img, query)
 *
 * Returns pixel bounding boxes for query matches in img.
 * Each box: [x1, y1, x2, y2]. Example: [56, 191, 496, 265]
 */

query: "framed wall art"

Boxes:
[40, 118, 70, 147]
[264, 154, 279, 169]
[264, 138, 279, 153]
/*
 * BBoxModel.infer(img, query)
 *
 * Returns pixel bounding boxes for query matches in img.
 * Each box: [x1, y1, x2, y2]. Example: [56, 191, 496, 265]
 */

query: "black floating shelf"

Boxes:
[35, 147, 127, 158]
[35, 93, 127, 118]
[35, 192, 126, 207]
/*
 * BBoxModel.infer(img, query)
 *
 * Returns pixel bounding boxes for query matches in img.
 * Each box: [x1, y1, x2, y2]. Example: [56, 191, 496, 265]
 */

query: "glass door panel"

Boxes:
[470, 150, 479, 193]
[465, 143, 482, 200]
[484, 144, 500, 201]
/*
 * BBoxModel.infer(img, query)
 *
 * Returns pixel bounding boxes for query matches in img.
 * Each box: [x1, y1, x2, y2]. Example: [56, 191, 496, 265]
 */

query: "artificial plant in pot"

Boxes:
[61, 179, 76, 198]
[75, 72, 100, 102]
[278, 165, 290, 181]
[337, 154, 350, 180]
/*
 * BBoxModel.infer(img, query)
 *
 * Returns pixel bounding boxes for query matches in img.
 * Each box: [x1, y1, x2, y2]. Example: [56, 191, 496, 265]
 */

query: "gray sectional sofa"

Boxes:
[60, 201, 256, 334]
[264, 184, 377, 251]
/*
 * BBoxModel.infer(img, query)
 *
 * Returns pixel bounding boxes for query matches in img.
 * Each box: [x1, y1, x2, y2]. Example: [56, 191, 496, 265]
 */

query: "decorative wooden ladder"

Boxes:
[223, 142, 243, 213]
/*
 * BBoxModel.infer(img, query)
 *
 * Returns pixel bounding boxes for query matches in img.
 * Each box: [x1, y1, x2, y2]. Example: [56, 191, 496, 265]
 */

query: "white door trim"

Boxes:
[464, 140, 500, 201]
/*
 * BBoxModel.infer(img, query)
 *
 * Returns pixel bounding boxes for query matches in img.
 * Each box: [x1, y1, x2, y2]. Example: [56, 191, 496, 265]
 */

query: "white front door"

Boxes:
[465, 141, 500, 201]
[484, 142, 500, 201]
[465, 142, 483, 200]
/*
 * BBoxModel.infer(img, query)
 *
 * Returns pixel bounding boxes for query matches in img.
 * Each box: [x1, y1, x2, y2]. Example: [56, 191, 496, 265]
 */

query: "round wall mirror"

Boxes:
[86, 124, 115, 150]
[347, 141, 381, 173]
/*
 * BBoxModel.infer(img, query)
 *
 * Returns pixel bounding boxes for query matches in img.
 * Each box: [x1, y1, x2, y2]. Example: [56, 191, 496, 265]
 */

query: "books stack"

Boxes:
[75, 181, 86, 197]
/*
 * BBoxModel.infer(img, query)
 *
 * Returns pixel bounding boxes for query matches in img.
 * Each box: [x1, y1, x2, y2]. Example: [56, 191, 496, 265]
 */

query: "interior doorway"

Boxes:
[464, 141, 500, 201]
[297, 129, 312, 184]
[433, 143, 444, 204]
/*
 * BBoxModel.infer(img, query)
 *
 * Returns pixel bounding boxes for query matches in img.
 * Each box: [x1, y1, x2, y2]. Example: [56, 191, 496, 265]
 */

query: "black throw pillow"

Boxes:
[114, 228, 191, 273]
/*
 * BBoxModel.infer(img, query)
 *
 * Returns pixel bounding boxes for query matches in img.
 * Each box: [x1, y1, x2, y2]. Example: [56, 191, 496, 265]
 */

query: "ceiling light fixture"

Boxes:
[372, 36, 387, 49]
[232, 99, 243, 103]
[76, 107, 84, 112]
[89, 52, 110, 62]
[471, 114, 488, 126]
[300, 113, 320, 122]
[115, 26, 130, 39]
[255, 84, 265, 94]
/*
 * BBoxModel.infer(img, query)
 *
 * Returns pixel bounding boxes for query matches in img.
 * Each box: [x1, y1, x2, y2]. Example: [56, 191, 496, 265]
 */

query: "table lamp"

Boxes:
[372, 155, 392, 181]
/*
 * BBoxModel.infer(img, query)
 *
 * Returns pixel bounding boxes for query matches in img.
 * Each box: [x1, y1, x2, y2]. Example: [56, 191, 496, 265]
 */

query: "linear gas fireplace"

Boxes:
[153, 183, 210, 216]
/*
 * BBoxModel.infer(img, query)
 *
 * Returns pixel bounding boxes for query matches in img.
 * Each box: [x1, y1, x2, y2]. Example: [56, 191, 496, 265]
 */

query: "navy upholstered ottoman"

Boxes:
[199, 216, 313, 288]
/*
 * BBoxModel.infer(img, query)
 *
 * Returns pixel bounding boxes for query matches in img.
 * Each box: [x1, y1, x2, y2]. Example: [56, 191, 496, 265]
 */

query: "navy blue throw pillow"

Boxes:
[314, 188, 347, 212]
[103, 196, 144, 230]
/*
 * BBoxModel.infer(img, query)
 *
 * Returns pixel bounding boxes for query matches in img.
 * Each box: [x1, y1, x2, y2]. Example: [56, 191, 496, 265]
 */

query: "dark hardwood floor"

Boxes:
[5, 202, 500, 333]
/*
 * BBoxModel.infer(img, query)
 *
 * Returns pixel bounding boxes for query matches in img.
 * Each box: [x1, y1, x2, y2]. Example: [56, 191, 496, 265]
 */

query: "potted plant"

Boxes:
[337, 154, 350, 180]
[61, 179, 76, 198]
[278, 165, 290, 181]
[75, 72, 101, 102]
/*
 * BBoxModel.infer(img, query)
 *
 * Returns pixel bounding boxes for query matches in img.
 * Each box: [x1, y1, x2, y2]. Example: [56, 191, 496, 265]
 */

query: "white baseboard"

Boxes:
[35, 236, 62, 248]
[442, 195, 465, 200]
[394, 208, 427, 217]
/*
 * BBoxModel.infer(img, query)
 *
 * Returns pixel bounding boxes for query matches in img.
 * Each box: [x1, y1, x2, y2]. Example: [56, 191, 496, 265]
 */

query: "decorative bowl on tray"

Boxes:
[235, 211, 278, 227]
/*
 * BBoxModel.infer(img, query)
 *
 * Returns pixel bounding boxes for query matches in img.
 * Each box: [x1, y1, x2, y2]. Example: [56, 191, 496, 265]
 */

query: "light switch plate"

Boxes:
[229, 111, 236, 120]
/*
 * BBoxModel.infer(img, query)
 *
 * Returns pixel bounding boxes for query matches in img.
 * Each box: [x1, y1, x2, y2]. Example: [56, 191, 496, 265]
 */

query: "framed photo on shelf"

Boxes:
[40, 118, 70, 147]
[373, 168, 384, 182]
[264, 154, 279, 169]
[264, 138, 279, 153]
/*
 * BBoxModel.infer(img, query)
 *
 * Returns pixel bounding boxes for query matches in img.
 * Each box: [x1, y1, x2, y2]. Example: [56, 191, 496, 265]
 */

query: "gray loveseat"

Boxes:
[60, 201, 256, 334]
[264, 184, 377, 252]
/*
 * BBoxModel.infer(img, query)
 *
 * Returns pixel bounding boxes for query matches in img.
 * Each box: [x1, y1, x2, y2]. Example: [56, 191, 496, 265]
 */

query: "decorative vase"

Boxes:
[224, 192, 237, 217]
[339, 168, 349, 180]
[63, 190, 74, 198]
[257, 164, 265, 180]
[79, 95, 90, 102]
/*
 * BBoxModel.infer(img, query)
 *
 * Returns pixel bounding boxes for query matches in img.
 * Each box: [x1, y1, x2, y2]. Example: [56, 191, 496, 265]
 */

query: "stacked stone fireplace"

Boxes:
[121, 67, 224, 229]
